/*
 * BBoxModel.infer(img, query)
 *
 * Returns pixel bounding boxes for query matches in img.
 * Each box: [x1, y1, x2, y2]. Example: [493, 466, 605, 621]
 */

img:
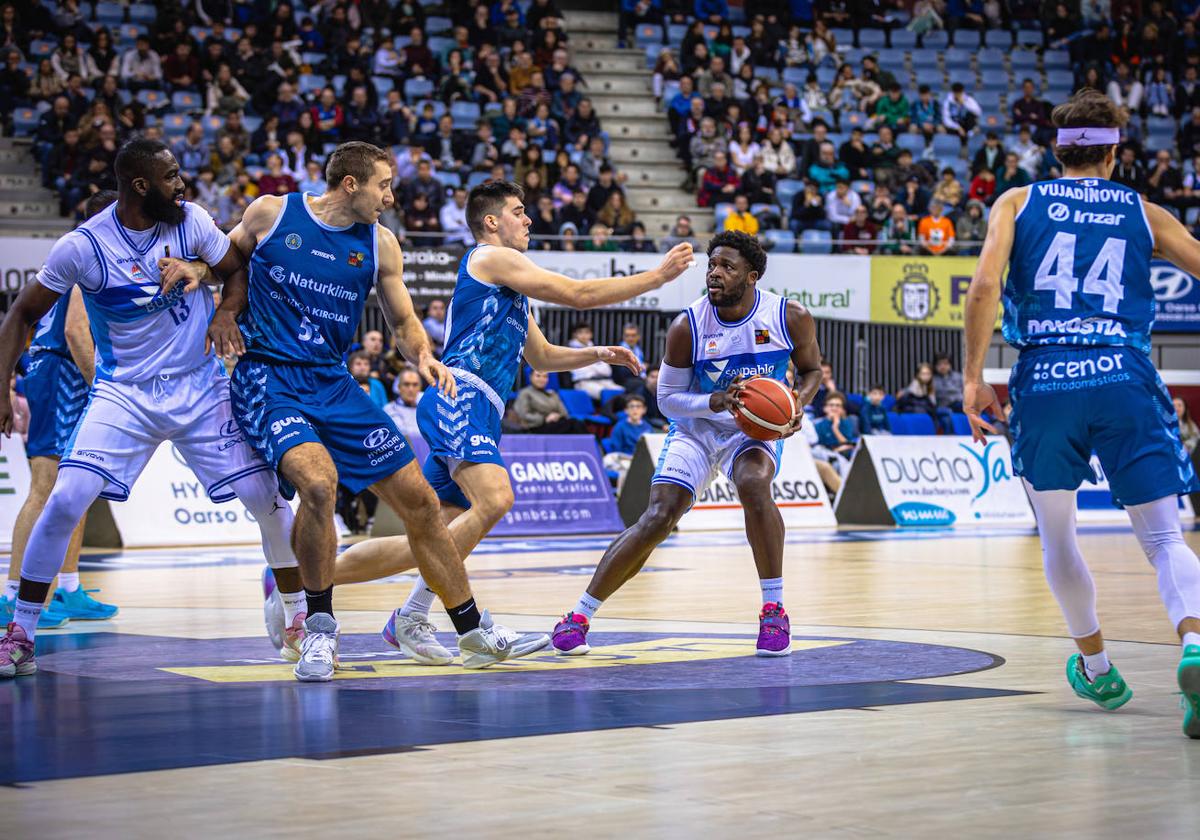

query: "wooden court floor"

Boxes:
[3, 525, 1200, 839]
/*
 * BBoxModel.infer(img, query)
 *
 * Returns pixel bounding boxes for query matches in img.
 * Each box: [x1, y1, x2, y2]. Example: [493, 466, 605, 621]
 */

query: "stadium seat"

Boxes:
[667, 23, 688, 44]
[931, 133, 961, 158]
[188, 26, 211, 43]
[859, 29, 887, 48]
[1042, 50, 1071, 70]
[843, 49, 867, 68]
[392, 35, 412, 51]
[645, 43, 665, 68]
[892, 29, 918, 49]
[851, 179, 874, 194]
[951, 413, 973, 436]
[433, 170, 461, 188]
[467, 171, 490, 188]
[798, 229, 831, 254]
[978, 76, 1008, 93]
[298, 74, 327, 95]
[948, 158, 970, 182]
[1045, 69, 1074, 90]
[558, 389, 605, 423]
[11, 107, 38, 137]
[776, 179, 804, 212]
[483, 101, 503, 114]
[898, 132, 926, 156]
[416, 99, 447, 119]
[451, 100, 482, 130]
[635, 24, 662, 46]
[160, 113, 188, 136]
[909, 51, 938, 71]
[876, 48, 906, 68]
[922, 30, 950, 48]
[425, 16, 452, 34]
[600, 388, 625, 407]
[136, 89, 168, 112]
[129, 3, 155, 24]
[830, 29, 853, 45]
[171, 91, 201, 112]
[953, 30, 982, 49]
[331, 74, 347, 93]
[372, 76, 394, 98]
[241, 114, 263, 134]
[95, 1, 123, 24]
[966, 131, 988, 157]
[843, 110, 870, 130]
[943, 48, 971, 70]
[845, 393, 865, 412]
[403, 77, 434, 101]
[116, 23, 147, 46]
[754, 65, 780, 84]
[29, 40, 55, 59]
[714, 202, 735, 229]
[764, 229, 796, 253]
[428, 36, 456, 58]
[524, 367, 560, 390]
[201, 114, 223, 138]
[1016, 29, 1043, 46]
[301, 51, 326, 69]
[782, 66, 807, 86]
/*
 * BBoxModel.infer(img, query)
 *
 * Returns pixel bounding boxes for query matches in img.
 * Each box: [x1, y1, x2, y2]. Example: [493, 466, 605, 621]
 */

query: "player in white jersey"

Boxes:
[553, 231, 824, 656]
[0, 139, 300, 678]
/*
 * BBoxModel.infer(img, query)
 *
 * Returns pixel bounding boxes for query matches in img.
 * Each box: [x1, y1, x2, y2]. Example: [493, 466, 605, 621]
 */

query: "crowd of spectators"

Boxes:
[1, 0, 653, 251]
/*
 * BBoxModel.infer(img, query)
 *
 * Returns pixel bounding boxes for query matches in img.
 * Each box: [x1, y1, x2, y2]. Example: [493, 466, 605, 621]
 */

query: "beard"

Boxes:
[707, 279, 749, 308]
[142, 186, 186, 225]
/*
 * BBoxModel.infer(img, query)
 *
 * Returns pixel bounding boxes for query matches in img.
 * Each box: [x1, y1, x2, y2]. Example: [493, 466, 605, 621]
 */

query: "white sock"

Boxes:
[760, 577, 784, 606]
[58, 573, 80, 593]
[13, 598, 42, 640]
[399, 576, 438, 617]
[281, 589, 306, 625]
[1082, 649, 1111, 680]
[3, 580, 17, 600]
[1183, 631, 1200, 651]
[574, 592, 603, 620]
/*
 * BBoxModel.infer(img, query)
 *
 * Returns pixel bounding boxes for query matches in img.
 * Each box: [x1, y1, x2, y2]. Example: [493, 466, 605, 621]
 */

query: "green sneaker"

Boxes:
[0, 595, 69, 629]
[1178, 645, 1200, 739]
[1066, 654, 1133, 711]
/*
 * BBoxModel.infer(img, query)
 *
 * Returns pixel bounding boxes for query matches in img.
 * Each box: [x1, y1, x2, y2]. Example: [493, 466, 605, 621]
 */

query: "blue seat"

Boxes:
[129, 3, 155, 24]
[951, 413, 973, 436]
[776, 178, 804, 213]
[667, 24, 688, 44]
[645, 43, 664, 69]
[136, 89, 168, 111]
[782, 66, 808, 86]
[416, 99, 447, 119]
[877, 48, 907, 67]
[301, 51, 326, 68]
[425, 16, 452, 34]
[372, 76, 394, 98]
[403, 77, 434, 101]
[200, 114, 223, 138]
[241, 114, 263, 134]
[635, 24, 661, 46]
[843, 110, 870, 130]
[922, 30, 950, 49]
[895, 412, 937, 435]
[524, 367, 560, 389]
[116, 23, 147, 45]
[1046, 69, 1074, 89]
[1016, 29, 1043, 46]
[1042, 50, 1071, 70]
[298, 74, 327, 95]
[467, 171, 490, 188]
[171, 91, 200, 112]
[953, 29, 982, 49]
[187, 26, 211, 43]
[943, 48, 971, 70]
[714, 202, 735, 229]
[910, 50, 938, 70]
[393, 36, 412, 51]
[976, 48, 1005, 70]
[754, 65, 780, 84]
[845, 393, 865, 412]
[887, 411, 904, 432]
[816, 66, 837, 87]
[882, 394, 896, 410]
[600, 388, 625, 407]
[29, 40, 55, 59]
[450, 100, 481, 123]
[559, 389, 598, 420]
[798, 229, 831, 254]
[892, 29, 918, 49]
[898, 132, 926, 156]
[948, 157, 970, 182]
[931, 133, 961, 159]
[160, 113, 188, 136]
[94, 1, 123, 24]
[428, 35, 456, 58]
[11, 107, 38, 137]
[433, 170, 461, 188]
[859, 29, 887, 48]
[765, 229, 797, 253]
[830, 29, 853, 44]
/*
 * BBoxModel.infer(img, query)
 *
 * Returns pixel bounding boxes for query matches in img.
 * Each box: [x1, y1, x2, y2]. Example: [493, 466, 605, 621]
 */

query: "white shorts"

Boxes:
[651, 421, 783, 499]
[59, 360, 271, 502]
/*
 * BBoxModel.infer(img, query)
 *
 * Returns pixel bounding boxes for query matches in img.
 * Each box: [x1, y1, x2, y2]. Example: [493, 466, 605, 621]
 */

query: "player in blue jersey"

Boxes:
[0, 140, 299, 680]
[323, 180, 694, 665]
[1, 192, 119, 630]
[553, 231, 824, 657]
[963, 89, 1200, 736]
[224, 145, 550, 679]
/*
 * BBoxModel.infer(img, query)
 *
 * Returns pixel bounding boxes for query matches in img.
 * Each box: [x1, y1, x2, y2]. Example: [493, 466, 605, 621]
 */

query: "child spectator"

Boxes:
[860, 385, 892, 435]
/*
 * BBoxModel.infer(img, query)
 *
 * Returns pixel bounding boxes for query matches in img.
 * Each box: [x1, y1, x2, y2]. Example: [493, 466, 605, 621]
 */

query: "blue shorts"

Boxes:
[416, 384, 504, 510]
[1009, 346, 1199, 506]
[230, 359, 414, 495]
[23, 352, 89, 458]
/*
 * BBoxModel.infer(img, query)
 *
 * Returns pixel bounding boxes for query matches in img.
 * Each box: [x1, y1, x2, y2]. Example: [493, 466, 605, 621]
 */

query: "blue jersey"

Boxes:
[29, 297, 70, 358]
[440, 244, 529, 411]
[1004, 177, 1155, 354]
[242, 192, 378, 366]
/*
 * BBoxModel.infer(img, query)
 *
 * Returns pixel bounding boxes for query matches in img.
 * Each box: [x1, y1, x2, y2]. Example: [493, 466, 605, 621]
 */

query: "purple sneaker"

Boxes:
[552, 612, 590, 656]
[756, 603, 792, 657]
[262, 566, 277, 600]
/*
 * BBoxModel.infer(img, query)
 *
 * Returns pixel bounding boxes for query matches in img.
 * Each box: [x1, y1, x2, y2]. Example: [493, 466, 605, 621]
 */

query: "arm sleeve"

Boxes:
[186, 202, 233, 265]
[657, 361, 713, 419]
[36, 232, 97, 295]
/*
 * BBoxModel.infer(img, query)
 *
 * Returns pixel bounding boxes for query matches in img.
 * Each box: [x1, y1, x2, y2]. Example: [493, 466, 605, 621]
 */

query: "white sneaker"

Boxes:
[332, 513, 351, 537]
[262, 568, 286, 654]
[294, 613, 339, 682]
[456, 610, 550, 669]
[381, 609, 453, 665]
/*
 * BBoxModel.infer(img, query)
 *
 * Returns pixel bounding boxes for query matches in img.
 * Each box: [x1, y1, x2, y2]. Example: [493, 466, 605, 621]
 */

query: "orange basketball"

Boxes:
[733, 377, 797, 441]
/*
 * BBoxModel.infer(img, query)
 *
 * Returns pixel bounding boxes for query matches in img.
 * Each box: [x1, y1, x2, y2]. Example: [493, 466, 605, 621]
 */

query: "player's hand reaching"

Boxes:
[595, 345, 643, 375]
[158, 257, 208, 297]
[206, 310, 245, 359]
[963, 379, 1002, 444]
[780, 389, 804, 439]
[419, 353, 457, 400]
[654, 242, 696, 286]
[709, 376, 745, 415]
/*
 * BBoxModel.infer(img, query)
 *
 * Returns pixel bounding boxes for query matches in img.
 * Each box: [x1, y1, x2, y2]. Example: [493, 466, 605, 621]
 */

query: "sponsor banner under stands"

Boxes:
[1150, 260, 1200, 333]
[835, 435, 1035, 528]
[0, 436, 33, 552]
[492, 434, 624, 536]
[0, 236, 54, 296]
[638, 433, 837, 530]
[397, 246, 464, 307]
[869, 256, 1002, 330]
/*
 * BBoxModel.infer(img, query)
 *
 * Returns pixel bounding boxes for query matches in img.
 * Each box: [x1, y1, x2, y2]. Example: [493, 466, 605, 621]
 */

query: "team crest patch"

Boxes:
[754, 329, 770, 345]
[348, 250, 366, 267]
[285, 233, 302, 250]
[705, 338, 720, 355]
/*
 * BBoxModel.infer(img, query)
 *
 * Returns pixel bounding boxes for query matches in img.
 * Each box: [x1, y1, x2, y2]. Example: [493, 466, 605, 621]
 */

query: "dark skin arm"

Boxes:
[0, 282, 62, 439]
[206, 245, 248, 359]
[661, 311, 746, 414]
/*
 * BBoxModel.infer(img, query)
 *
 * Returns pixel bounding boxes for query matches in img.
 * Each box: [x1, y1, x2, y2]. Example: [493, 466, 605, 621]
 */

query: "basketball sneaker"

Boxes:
[551, 612, 591, 656]
[1066, 654, 1132, 710]
[53, 587, 118, 620]
[381, 610, 453, 665]
[757, 602, 792, 656]
[0, 595, 70, 629]
[294, 613, 339, 682]
[0, 623, 36, 678]
[457, 610, 550, 669]
[261, 567, 286, 654]
[1178, 644, 1200, 738]
[281, 612, 306, 662]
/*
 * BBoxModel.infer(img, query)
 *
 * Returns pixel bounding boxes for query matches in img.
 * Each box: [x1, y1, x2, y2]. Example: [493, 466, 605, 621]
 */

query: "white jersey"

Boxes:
[36, 201, 230, 383]
[677, 288, 793, 434]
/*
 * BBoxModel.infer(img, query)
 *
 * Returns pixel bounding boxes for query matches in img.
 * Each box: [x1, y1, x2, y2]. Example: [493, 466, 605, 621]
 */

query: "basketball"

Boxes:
[734, 377, 796, 441]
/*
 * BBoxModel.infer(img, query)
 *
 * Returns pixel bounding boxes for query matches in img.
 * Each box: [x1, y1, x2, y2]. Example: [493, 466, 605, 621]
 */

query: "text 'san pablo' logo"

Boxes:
[285, 233, 302, 250]
[890, 263, 940, 322]
[1047, 202, 1070, 222]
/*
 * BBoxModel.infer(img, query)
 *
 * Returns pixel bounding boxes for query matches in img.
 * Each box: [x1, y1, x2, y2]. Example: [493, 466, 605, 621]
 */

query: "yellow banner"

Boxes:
[869, 256, 1001, 328]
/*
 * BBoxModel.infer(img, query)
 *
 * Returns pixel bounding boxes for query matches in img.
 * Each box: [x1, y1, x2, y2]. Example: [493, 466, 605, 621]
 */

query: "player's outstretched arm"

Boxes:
[785, 301, 822, 435]
[1146, 199, 1200, 278]
[375, 226, 456, 398]
[962, 187, 1022, 442]
[522, 315, 644, 375]
[64, 287, 95, 385]
[471, 241, 695, 309]
[0, 281, 62, 439]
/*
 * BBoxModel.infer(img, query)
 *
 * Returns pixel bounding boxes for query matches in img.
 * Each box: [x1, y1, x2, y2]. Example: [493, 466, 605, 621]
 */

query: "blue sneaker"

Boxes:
[0, 594, 71, 629]
[53, 587, 119, 620]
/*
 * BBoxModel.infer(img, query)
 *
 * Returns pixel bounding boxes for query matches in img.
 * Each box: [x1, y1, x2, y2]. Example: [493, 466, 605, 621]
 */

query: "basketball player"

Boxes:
[553, 231, 822, 657]
[2, 192, 118, 629]
[224, 144, 548, 679]
[0, 139, 299, 679]
[321, 180, 694, 666]
[962, 89, 1200, 735]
